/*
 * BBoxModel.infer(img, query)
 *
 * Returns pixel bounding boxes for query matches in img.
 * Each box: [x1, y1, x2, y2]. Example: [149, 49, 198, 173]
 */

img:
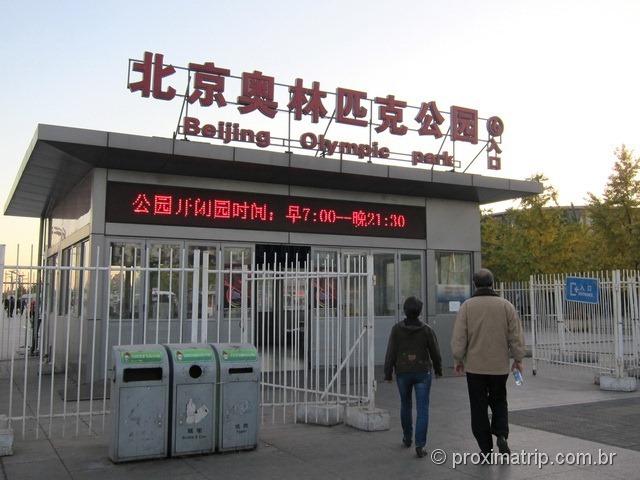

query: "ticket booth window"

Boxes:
[374, 253, 396, 316]
[223, 246, 251, 316]
[311, 250, 338, 311]
[185, 244, 218, 322]
[435, 252, 472, 314]
[109, 244, 144, 314]
[58, 248, 71, 316]
[399, 253, 423, 312]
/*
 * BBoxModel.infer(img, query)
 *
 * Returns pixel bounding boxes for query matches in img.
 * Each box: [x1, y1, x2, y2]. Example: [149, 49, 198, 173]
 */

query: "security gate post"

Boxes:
[366, 255, 375, 410]
[554, 279, 566, 359]
[613, 270, 624, 378]
[529, 275, 538, 375]
[200, 251, 209, 343]
[240, 266, 248, 344]
[191, 249, 200, 343]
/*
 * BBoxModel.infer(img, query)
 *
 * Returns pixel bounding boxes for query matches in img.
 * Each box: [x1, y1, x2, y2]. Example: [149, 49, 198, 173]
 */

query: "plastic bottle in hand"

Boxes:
[513, 369, 523, 386]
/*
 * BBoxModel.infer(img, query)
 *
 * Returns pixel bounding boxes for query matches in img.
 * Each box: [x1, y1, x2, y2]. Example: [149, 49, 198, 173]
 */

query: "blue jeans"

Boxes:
[396, 371, 432, 448]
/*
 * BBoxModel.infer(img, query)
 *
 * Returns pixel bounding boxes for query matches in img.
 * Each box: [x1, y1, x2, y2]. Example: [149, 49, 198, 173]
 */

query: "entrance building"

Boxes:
[4, 124, 541, 370]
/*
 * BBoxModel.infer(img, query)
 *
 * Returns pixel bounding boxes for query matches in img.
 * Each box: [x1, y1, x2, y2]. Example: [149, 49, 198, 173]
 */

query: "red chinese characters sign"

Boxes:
[127, 51, 504, 171]
[107, 182, 426, 239]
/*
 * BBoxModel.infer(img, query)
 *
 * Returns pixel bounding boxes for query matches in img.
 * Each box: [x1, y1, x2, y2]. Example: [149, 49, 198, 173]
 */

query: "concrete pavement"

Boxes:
[2, 362, 640, 480]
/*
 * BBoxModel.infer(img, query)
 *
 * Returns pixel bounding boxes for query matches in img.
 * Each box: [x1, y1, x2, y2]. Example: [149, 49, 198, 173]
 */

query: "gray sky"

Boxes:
[1, 0, 639, 255]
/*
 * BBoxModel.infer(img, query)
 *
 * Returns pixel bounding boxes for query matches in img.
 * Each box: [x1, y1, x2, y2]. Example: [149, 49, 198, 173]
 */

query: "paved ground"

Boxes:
[510, 396, 640, 451]
[2, 362, 640, 480]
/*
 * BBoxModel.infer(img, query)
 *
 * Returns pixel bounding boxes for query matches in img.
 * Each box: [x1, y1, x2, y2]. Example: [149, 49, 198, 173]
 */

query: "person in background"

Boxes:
[451, 268, 525, 455]
[384, 296, 442, 458]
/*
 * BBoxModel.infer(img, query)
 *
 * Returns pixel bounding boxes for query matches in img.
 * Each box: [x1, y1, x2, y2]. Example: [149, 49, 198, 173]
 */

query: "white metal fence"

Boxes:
[0, 246, 375, 439]
[498, 280, 532, 346]
[498, 271, 640, 379]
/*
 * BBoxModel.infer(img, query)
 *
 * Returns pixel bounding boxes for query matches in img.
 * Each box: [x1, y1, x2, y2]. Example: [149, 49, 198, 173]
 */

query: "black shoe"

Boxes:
[496, 436, 511, 455]
[402, 438, 412, 448]
[416, 447, 427, 458]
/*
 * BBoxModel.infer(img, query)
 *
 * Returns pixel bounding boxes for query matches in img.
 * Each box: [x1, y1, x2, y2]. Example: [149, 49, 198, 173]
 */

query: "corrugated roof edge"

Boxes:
[4, 124, 543, 217]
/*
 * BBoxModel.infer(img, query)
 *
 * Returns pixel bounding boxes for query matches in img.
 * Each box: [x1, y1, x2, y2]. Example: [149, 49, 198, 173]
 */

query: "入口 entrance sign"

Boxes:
[565, 277, 600, 304]
[127, 52, 504, 171]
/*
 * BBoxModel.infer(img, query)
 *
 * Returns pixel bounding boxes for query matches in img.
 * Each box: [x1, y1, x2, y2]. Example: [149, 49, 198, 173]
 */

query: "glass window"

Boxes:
[311, 250, 337, 310]
[147, 243, 182, 321]
[435, 251, 472, 314]
[80, 240, 91, 317]
[223, 246, 251, 316]
[58, 248, 71, 315]
[186, 245, 218, 320]
[374, 253, 396, 316]
[69, 244, 83, 317]
[399, 253, 423, 315]
[45, 255, 57, 317]
[342, 252, 367, 316]
[109, 243, 143, 321]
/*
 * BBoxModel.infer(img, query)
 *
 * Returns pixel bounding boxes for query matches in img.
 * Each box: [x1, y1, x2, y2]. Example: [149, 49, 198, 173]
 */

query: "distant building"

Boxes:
[488, 204, 591, 225]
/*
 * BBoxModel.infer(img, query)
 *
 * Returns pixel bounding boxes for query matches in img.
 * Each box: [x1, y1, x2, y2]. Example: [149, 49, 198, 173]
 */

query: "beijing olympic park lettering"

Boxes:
[127, 52, 505, 170]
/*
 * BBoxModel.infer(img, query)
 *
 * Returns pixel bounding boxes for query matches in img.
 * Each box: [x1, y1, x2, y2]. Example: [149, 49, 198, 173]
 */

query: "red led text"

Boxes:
[285, 204, 407, 229]
[132, 193, 275, 222]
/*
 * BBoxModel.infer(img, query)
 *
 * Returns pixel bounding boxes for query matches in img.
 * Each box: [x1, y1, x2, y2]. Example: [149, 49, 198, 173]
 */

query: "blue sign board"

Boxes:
[565, 277, 599, 304]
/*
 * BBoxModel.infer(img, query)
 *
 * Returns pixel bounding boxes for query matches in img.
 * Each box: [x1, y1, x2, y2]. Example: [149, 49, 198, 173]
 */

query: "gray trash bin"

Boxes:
[165, 344, 217, 457]
[211, 343, 260, 451]
[109, 345, 170, 463]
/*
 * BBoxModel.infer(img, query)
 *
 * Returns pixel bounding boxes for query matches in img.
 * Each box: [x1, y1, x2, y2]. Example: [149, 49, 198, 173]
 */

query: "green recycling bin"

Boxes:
[165, 343, 217, 457]
[211, 343, 260, 451]
[109, 345, 170, 463]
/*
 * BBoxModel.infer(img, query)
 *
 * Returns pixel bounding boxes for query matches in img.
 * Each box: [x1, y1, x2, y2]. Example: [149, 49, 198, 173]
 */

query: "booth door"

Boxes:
[217, 245, 252, 343]
[145, 241, 184, 344]
[108, 240, 221, 345]
[108, 241, 146, 345]
[372, 250, 425, 364]
[145, 242, 252, 344]
[184, 243, 219, 343]
[181, 243, 253, 344]
[398, 251, 425, 313]
[432, 251, 473, 369]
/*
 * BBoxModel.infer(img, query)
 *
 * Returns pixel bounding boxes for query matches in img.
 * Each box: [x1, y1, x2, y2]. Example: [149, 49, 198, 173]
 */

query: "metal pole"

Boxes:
[241, 266, 248, 344]
[33, 217, 44, 355]
[366, 255, 375, 410]
[613, 270, 624, 378]
[200, 251, 209, 343]
[554, 279, 566, 360]
[629, 272, 640, 374]
[191, 249, 200, 343]
[529, 275, 538, 375]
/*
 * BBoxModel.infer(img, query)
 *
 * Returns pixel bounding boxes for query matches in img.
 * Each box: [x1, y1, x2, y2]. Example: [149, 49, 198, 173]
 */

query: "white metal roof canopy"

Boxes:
[4, 124, 542, 218]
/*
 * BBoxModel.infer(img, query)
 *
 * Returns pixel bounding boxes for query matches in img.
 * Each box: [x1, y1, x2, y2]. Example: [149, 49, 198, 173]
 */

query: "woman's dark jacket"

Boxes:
[384, 319, 443, 380]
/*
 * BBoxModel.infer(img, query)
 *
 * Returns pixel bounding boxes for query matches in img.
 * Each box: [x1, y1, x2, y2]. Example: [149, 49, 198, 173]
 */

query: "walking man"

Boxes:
[451, 268, 525, 455]
[384, 296, 442, 458]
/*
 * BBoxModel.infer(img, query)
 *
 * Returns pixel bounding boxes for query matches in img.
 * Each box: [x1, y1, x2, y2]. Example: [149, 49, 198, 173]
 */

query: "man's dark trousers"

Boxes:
[466, 372, 509, 452]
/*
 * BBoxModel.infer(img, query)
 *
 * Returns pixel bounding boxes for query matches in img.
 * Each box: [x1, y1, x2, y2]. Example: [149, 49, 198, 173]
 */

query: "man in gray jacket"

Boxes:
[451, 269, 525, 455]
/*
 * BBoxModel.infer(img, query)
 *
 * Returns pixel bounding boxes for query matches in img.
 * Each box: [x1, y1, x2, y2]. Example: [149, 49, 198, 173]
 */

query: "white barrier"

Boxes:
[0, 246, 375, 439]
[498, 271, 640, 382]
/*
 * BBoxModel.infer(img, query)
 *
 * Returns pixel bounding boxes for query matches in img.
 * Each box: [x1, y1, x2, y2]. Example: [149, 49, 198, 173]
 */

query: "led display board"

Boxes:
[106, 182, 426, 239]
